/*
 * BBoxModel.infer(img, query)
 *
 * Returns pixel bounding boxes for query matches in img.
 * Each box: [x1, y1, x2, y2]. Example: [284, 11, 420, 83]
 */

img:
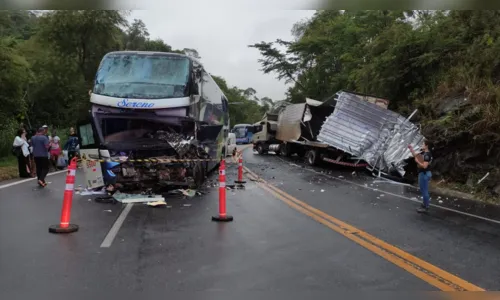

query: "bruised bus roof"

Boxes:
[103, 51, 202, 65]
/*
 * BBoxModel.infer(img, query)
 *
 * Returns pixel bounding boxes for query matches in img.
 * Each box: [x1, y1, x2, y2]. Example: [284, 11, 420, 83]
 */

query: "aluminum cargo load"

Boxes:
[317, 91, 425, 176]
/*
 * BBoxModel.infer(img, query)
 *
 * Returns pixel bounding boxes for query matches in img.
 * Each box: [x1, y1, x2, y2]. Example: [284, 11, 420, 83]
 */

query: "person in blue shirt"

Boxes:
[64, 127, 80, 163]
[31, 127, 51, 187]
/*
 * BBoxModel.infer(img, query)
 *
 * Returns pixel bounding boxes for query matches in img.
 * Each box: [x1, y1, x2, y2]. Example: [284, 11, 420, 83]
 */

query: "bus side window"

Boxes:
[221, 96, 228, 113]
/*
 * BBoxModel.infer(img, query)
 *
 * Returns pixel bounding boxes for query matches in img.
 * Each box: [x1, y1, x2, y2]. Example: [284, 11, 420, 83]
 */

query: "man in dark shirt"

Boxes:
[64, 127, 80, 160]
[409, 139, 433, 213]
[31, 127, 51, 187]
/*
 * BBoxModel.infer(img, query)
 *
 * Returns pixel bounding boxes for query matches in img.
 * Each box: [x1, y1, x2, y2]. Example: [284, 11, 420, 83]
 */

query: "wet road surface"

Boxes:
[0, 146, 498, 295]
[243, 149, 500, 291]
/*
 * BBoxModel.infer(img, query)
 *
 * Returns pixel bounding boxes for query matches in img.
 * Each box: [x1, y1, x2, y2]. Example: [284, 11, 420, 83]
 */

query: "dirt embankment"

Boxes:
[414, 93, 500, 200]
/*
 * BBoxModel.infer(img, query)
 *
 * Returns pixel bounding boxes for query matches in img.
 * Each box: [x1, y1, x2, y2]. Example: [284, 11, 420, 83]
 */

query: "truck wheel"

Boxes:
[306, 150, 319, 166]
[256, 144, 265, 155]
[280, 143, 292, 157]
[296, 149, 306, 158]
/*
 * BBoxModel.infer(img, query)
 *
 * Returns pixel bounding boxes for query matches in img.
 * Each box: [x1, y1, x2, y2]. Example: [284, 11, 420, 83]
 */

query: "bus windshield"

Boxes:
[234, 127, 247, 138]
[93, 53, 190, 100]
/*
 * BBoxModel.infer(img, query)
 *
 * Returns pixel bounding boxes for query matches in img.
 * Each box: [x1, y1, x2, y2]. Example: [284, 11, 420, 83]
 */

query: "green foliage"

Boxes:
[212, 75, 271, 126]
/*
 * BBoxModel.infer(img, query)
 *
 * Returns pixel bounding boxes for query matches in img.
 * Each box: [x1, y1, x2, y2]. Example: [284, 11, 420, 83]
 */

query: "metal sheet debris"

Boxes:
[80, 187, 108, 196]
[317, 91, 425, 176]
[146, 200, 167, 207]
[113, 191, 164, 203]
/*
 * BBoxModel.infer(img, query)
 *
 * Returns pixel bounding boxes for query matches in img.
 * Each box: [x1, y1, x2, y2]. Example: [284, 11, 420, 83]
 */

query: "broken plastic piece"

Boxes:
[147, 200, 167, 207]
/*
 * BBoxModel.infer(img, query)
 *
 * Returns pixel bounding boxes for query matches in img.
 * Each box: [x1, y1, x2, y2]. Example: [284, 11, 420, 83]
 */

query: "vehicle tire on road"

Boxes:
[306, 149, 319, 166]
[280, 143, 292, 157]
[256, 143, 265, 155]
[193, 162, 205, 188]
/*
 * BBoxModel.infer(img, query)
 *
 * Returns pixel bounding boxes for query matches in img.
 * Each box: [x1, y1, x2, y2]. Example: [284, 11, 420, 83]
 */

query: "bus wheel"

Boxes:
[306, 150, 319, 166]
[193, 162, 205, 188]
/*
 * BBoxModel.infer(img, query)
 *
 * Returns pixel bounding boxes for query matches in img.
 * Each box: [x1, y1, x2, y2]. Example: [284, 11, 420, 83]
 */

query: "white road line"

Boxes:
[100, 203, 134, 248]
[273, 156, 500, 226]
[0, 169, 67, 190]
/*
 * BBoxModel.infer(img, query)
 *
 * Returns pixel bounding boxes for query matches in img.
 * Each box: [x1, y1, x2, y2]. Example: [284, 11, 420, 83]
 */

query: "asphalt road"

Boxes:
[0, 145, 498, 296]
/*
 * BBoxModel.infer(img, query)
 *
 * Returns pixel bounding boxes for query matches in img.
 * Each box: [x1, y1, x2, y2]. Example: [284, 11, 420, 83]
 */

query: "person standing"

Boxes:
[12, 128, 32, 178]
[42, 125, 49, 136]
[49, 130, 62, 169]
[409, 139, 433, 213]
[31, 127, 51, 187]
[27, 128, 37, 177]
[64, 127, 80, 162]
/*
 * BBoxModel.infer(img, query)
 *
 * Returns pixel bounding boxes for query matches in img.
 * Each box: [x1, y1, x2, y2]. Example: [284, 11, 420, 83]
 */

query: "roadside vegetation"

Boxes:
[0, 10, 272, 180]
[250, 10, 500, 201]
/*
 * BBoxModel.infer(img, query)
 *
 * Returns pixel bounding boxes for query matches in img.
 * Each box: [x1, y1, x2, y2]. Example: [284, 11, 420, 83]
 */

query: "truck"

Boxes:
[252, 90, 425, 179]
[252, 91, 391, 168]
[76, 51, 229, 191]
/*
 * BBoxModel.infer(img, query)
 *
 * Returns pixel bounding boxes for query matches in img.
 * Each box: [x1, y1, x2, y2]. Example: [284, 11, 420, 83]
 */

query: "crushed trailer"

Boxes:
[252, 90, 425, 178]
[252, 91, 390, 168]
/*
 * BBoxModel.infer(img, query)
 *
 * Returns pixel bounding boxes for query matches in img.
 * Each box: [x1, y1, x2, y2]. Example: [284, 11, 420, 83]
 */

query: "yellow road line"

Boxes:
[244, 166, 485, 292]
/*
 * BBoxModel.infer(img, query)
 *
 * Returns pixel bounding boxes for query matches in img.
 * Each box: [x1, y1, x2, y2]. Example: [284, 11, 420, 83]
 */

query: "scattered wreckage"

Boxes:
[252, 90, 425, 179]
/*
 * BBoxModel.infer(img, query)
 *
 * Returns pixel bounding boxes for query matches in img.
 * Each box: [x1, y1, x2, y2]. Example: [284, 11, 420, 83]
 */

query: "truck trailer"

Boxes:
[252, 90, 425, 178]
[253, 91, 389, 167]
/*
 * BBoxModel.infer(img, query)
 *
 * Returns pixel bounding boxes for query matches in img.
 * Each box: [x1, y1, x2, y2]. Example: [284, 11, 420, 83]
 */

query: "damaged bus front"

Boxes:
[77, 51, 229, 191]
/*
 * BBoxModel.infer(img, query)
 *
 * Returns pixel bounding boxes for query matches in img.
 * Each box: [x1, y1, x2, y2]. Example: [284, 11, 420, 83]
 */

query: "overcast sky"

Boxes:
[129, 8, 316, 101]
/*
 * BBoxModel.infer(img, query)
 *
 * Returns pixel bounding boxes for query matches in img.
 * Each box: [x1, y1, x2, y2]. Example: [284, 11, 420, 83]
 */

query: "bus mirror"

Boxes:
[88, 90, 92, 96]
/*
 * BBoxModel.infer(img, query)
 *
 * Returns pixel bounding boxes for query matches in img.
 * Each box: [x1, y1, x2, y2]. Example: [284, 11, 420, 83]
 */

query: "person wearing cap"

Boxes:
[31, 127, 51, 187]
[42, 125, 48, 136]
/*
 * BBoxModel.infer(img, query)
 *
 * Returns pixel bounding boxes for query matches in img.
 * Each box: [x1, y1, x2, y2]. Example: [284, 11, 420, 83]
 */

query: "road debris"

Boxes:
[477, 172, 490, 184]
[147, 200, 167, 207]
[113, 191, 164, 204]
[80, 187, 108, 196]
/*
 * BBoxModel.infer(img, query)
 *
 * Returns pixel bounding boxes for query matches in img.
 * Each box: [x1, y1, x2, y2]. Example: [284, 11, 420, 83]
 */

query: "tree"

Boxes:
[183, 48, 201, 59]
[125, 19, 149, 50]
[143, 39, 173, 52]
[37, 10, 127, 82]
[0, 38, 32, 155]
[243, 87, 257, 99]
[212, 75, 270, 125]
